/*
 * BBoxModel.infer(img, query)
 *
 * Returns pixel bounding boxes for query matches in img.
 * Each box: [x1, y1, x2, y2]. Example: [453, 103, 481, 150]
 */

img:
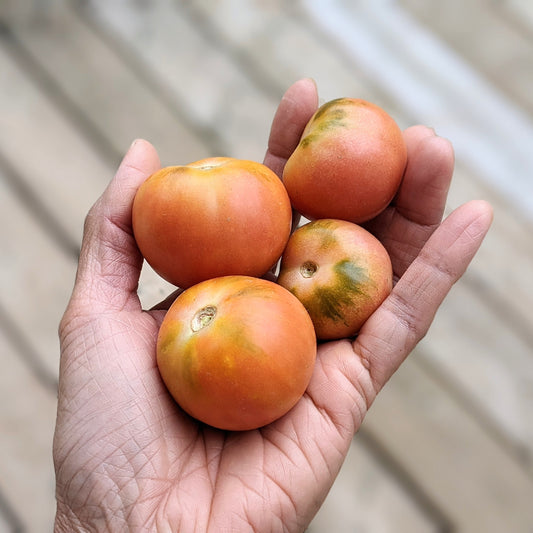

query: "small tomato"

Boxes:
[132, 157, 292, 288]
[156, 275, 317, 431]
[282, 98, 407, 223]
[277, 219, 393, 340]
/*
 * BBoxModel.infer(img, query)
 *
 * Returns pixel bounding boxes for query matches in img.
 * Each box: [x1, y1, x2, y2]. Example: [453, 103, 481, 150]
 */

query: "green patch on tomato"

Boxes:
[176, 340, 199, 392]
[300, 259, 372, 325]
[311, 97, 347, 121]
[300, 100, 349, 149]
[213, 318, 265, 365]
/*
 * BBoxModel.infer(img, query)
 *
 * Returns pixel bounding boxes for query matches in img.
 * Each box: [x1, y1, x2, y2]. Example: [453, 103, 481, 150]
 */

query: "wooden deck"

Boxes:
[1, 0, 533, 531]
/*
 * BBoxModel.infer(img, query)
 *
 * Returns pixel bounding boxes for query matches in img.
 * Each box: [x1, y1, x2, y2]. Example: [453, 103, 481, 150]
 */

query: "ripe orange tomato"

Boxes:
[156, 275, 317, 431]
[282, 98, 407, 223]
[132, 157, 292, 289]
[277, 219, 393, 340]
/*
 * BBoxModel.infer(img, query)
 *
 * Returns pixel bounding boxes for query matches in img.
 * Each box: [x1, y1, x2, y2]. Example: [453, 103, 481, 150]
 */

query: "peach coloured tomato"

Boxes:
[132, 157, 292, 289]
[277, 219, 393, 340]
[156, 276, 317, 431]
[282, 98, 407, 223]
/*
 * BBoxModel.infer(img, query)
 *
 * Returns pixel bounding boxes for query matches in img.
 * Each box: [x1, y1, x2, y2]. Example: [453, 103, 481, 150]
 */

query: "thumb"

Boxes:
[72, 139, 161, 313]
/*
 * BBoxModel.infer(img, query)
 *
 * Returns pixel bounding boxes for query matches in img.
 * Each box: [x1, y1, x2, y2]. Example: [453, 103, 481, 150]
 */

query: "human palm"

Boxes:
[54, 79, 492, 532]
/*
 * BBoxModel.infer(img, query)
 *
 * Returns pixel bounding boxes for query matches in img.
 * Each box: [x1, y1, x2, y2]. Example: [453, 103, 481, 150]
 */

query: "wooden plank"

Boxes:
[0, 330, 57, 532]
[442, 168, 533, 471]
[0, 41, 111, 245]
[0, 38, 172, 310]
[0, 511, 14, 533]
[446, 162, 533, 338]
[363, 355, 533, 532]
[6, 2, 212, 167]
[0, 162, 74, 382]
[308, 437, 442, 533]
[0, 486, 25, 533]
[503, 0, 533, 34]
[0, 0, 52, 25]
[0, 35, 96, 380]
[398, 0, 533, 116]
[80, 0, 278, 163]
[419, 275, 533, 469]
[178, 0, 387, 111]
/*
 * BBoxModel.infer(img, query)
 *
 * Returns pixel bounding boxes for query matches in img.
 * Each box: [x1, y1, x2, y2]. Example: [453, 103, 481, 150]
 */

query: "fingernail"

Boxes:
[128, 138, 141, 152]
[306, 77, 318, 89]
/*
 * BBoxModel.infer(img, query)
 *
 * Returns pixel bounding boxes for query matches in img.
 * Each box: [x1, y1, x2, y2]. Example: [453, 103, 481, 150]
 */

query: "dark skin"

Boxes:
[54, 79, 493, 532]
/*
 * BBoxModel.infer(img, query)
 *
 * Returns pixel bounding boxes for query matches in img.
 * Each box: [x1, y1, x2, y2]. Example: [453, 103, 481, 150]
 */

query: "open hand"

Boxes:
[54, 79, 492, 532]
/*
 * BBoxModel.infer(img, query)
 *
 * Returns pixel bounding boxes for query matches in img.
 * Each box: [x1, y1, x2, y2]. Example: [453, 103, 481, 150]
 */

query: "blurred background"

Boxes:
[1, 0, 532, 531]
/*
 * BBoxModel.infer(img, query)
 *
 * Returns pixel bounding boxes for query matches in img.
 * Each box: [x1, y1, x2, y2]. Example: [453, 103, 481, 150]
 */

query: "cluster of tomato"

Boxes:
[132, 98, 407, 431]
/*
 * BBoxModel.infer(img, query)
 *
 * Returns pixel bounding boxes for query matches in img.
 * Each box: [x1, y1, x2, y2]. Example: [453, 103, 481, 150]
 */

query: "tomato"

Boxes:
[277, 219, 393, 340]
[132, 157, 292, 289]
[156, 275, 317, 431]
[282, 98, 407, 223]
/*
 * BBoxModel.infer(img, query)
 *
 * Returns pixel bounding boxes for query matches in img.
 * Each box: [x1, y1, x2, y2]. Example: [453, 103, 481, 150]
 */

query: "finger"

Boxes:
[395, 126, 454, 226]
[354, 199, 493, 393]
[74, 139, 161, 311]
[263, 78, 318, 178]
[366, 127, 455, 278]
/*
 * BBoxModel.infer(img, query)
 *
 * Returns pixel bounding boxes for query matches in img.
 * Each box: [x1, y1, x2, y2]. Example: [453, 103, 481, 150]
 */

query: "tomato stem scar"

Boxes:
[300, 261, 318, 278]
[191, 306, 217, 332]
